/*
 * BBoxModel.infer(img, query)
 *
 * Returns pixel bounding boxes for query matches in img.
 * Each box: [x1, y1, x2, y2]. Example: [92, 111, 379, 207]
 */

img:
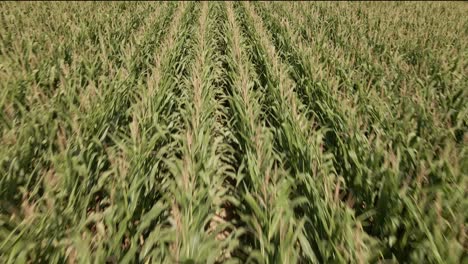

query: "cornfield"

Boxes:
[0, 2, 467, 263]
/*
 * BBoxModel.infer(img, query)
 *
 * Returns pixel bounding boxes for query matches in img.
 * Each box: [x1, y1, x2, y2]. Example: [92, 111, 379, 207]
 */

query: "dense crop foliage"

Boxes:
[0, 2, 466, 263]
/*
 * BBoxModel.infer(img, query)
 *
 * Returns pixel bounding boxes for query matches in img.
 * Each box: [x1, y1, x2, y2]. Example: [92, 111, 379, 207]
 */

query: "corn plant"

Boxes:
[0, 2, 466, 263]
